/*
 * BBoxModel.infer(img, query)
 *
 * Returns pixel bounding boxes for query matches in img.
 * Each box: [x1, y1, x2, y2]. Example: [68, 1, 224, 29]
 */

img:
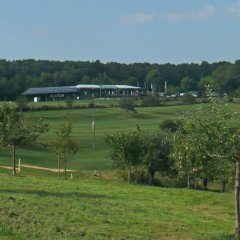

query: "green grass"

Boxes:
[0, 106, 180, 171]
[0, 102, 239, 239]
[1, 103, 240, 172]
[0, 174, 236, 240]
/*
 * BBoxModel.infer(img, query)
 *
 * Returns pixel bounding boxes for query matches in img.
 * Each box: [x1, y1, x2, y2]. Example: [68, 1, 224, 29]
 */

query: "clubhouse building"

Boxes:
[22, 84, 142, 102]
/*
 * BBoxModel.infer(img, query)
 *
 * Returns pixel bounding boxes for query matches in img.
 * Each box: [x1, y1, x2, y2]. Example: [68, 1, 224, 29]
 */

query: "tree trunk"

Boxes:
[221, 180, 226, 193]
[194, 173, 197, 189]
[235, 160, 240, 238]
[12, 145, 16, 176]
[127, 167, 131, 184]
[203, 178, 208, 190]
[187, 173, 190, 189]
[64, 158, 67, 180]
[148, 171, 155, 186]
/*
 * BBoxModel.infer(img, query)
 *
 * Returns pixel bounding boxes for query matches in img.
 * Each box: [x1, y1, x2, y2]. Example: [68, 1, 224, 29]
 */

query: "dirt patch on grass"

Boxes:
[0, 164, 77, 173]
[0, 166, 12, 170]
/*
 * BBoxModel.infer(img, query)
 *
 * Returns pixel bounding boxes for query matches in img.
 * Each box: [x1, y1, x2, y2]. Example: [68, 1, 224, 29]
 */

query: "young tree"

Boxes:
[106, 126, 144, 184]
[0, 104, 48, 175]
[143, 131, 172, 185]
[52, 123, 79, 180]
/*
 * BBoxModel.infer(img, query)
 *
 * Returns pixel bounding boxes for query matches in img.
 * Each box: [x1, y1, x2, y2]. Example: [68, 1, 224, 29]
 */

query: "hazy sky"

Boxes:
[0, 0, 240, 64]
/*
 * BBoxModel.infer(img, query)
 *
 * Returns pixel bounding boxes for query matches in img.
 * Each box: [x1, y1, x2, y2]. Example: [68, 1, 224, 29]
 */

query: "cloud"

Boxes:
[162, 5, 215, 23]
[190, 5, 215, 21]
[162, 13, 185, 23]
[228, 1, 240, 18]
[120, 13, 154, 26]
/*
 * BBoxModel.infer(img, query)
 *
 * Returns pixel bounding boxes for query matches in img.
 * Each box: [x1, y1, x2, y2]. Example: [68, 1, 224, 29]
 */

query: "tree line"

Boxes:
[0, 59, 240, 100]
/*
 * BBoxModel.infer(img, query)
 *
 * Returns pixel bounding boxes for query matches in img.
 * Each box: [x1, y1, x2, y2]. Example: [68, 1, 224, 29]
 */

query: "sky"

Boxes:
[0, 0, 240, 64]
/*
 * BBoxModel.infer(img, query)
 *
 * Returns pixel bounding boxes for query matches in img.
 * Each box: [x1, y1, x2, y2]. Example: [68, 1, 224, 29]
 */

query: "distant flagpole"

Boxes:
[164, 81, 167, 94]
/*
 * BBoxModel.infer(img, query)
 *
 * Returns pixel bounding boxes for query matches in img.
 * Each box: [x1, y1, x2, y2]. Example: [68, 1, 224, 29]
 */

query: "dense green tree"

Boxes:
[172, 92, 240, 237]
[143, 131, 172, 185]
[0, 104, 48, 175]
[212, 62, 233, 94]
[180, 76, 197, 92]
[172, 129, 203, 189]
[106, 127, 144, 184]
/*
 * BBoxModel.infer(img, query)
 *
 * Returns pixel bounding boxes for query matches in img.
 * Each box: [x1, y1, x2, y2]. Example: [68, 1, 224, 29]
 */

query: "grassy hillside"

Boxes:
[0, 174, 235, 240]
[0, 102, 240, 173]
[0, 105, 184, 172]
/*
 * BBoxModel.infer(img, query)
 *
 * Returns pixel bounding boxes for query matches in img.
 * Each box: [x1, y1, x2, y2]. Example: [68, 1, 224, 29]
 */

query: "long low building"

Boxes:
[22, 84, 142, 101]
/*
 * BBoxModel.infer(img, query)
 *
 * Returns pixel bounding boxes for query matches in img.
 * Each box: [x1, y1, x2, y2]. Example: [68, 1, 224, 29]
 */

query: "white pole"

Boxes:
[71, 173, 73, 180]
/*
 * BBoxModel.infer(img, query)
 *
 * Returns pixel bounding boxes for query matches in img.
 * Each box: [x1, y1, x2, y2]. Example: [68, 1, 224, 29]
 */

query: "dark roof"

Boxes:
[22, 86, 78, 95]
[22, 84, 141, 96]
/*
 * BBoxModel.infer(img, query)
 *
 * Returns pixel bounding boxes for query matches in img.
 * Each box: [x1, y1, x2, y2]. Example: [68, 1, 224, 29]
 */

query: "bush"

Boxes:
[141, 95, 159, 107]
[159, 119, 182, 132]
[15, 96, 29, 112]
[153, 175, 187, 188]
[119, 98, 136, 111]
[117, 166, 148, 184]
[181, 93, 196, 104]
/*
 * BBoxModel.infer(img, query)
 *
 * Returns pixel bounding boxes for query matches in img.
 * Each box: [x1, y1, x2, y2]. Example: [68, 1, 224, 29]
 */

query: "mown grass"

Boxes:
[0, 174, 236, 240]
[0, 102, 240, 173]
[0, 105, 178, 171]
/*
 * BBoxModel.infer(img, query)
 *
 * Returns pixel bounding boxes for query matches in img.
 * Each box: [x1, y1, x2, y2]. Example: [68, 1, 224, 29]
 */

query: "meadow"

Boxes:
[1, 100, 240, 174]
[1, 100, 240, 239]
[0, 174, 235, 240]
[0, 100, 200, 173]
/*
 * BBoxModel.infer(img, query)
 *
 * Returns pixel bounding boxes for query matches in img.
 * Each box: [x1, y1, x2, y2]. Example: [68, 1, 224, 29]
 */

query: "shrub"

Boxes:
[181, 93, 196, 104]
[159, 119, 182, 132]
[141, 95, 159, 107]
[15, 96, 29, 112]
[119, 98, 136, 111]
[116, 166, 148, 184]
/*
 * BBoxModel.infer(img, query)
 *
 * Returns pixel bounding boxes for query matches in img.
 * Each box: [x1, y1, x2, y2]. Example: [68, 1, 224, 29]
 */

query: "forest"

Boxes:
[0, 59, 240, 100]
